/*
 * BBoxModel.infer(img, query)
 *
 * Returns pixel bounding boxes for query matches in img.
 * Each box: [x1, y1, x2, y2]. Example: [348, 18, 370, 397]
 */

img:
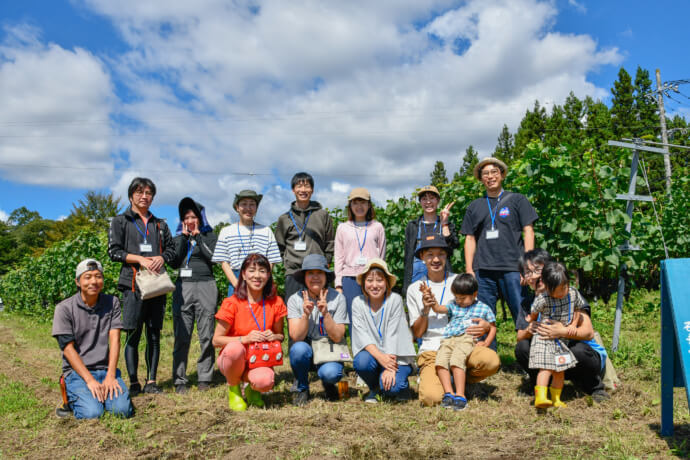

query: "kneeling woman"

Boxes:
[213, 253, 287, 411]
[288, 254, 350, 406]
[352, 259, 416, 402]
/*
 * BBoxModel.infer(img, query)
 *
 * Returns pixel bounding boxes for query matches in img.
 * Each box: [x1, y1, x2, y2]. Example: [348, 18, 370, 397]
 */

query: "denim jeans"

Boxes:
[289, 341, 344, 392]
[475, 269, 523, 350]
[226, 269, 241, 297]
[353, 350, 412, 397]
[341, 276, 362, 325]
[65, 369, 133, 419]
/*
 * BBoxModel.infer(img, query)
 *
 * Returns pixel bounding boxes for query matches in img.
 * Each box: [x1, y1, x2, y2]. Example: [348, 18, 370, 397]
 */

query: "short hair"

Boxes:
[518, 248, 553, 275]
[235, 253, 277, 300]
[128, 177, 156, 199]
[451, 273, 478, 296]
[291, 172, 314, 189]
[478, 162, 505, 176]
[347, 199, 376, 221]
[541, 261, 569, 292]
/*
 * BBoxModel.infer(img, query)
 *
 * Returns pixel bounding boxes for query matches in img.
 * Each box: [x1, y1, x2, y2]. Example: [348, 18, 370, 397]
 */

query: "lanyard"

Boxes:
[354, 221, 369, 254]
[185, 240, 195, 268]
[367, 295, 386, 340]
[485, 190, 504, 230]
[425, 272, 447, 306]
[289, 211, 311, 241]
[247, 298, 266, 331]
[416, 217, 439, 240]
[134, 215, 150, 243]
[237, 222, 255, 257]
[319, 316, 326, 336]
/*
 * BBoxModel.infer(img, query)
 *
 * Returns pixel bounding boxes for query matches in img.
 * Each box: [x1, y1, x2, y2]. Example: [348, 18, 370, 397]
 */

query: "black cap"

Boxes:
[414, 233, 451, 259]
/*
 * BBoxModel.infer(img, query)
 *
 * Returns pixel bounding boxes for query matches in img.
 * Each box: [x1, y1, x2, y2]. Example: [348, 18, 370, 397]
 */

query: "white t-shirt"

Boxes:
[406, 273, 457, 353]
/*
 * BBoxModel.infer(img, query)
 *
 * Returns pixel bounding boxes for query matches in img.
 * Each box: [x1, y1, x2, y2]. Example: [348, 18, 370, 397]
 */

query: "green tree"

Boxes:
[610, 67, 635, 138]
[544, 104, 566, 147]
[71, 191, 122, 229]
[430, 161, 448, 186]
[454, 145, 479, 181]
[8, 207, 41, 227]
[493, 125, 515, 165]
[514, 100, 548, 156]
[562, 91, 584, 146]
[633, 66, 658, 137]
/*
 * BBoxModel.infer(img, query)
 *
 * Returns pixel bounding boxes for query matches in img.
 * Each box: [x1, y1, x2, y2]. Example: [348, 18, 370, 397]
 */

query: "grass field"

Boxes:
[0, 289, 689, 459]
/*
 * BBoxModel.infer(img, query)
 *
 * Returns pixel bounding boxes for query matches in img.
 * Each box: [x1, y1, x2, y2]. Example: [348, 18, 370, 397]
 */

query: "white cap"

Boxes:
[75, 258, 103, 280]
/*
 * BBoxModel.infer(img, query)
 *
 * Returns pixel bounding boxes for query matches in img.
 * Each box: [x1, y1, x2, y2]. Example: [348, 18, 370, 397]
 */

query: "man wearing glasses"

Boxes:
[460, 158, 538, 349]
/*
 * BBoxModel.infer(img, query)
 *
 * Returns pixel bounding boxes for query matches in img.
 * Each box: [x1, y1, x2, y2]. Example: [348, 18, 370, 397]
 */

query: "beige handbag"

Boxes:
[135, 267, 175, 300]
[312, 337, 353, 364]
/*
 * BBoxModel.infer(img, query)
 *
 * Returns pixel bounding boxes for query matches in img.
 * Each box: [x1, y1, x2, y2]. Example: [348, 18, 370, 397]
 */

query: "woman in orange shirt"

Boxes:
[213, 253, 287, 411]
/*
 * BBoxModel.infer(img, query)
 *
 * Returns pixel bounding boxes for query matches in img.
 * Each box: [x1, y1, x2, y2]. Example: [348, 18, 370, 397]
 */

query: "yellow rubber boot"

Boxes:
[534, 385, 553, 408]
[228, 385, 247, 412]
[550, 387, 567, 408]
[245, 385, 265, 408]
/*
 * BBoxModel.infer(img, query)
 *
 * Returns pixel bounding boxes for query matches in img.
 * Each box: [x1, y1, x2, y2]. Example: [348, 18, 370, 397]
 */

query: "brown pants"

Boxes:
[417, 347, 500, 407]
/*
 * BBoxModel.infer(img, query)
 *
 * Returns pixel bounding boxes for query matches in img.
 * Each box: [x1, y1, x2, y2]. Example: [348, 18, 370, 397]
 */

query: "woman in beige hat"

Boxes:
[334, 187, 386, 323]
[350, 259, 416, 402]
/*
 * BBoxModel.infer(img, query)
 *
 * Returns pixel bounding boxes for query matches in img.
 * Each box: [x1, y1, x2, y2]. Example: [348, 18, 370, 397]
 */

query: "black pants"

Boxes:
[121, 290, 166, 383]
[515, 338, 605, 394]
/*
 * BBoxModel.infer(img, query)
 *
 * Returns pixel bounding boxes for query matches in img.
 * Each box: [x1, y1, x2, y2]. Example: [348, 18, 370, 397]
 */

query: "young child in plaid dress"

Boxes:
[525, 261, 583, 408]
[428, 274, 496, 410]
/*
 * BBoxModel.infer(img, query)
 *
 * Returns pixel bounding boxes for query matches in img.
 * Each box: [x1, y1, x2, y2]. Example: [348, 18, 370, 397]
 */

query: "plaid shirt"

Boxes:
[443, 300, 495, 338]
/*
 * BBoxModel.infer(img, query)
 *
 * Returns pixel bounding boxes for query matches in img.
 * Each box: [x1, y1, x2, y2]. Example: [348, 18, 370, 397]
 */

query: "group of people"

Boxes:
[52, 158, 611, 419]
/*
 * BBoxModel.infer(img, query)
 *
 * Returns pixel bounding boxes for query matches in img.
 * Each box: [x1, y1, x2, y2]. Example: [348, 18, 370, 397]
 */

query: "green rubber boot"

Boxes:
[245, 385, 265, 408]
[228, 385, 247, 412]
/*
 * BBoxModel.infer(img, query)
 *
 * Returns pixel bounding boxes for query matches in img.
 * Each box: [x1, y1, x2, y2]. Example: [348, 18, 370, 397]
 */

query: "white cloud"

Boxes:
[0, 209, 8, 221]
[568, 0, 587, 14]
[2, 0, 621, 222]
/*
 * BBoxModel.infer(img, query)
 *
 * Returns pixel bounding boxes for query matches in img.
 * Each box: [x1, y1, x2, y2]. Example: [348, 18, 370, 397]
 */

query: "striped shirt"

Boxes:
[212, 222, 282, 269]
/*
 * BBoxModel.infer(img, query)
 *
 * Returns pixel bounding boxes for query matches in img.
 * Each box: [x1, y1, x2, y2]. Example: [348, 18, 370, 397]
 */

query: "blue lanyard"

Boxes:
[237, 222, 255, 257]
[247, 298, 266, 331]
[485, 191, 504, 230]
[355, 221, 369, 254]
[425, 272, 447, 306]
[185, 240, 195, 268]
[367, 295, 386, 340]
[134, 216, 150, 243]
[416, 217, 439, 240]
[319, 316, 326, 336]
[289, 211, 311, 240]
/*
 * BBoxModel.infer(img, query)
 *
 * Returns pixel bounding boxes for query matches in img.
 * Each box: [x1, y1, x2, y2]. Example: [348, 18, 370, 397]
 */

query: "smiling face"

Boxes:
[349, 198, 370, 221]
[243, 262, 270, 294]
[305, 269, 327, 296]
[363, 268, 388, 302]
[293, 180, 313, 204]
[76, 269, 104, 298]
[421, 247, 447, 276]
[524, 260, 545, 294]
[236, 198, 258, 223]
[479, 164, 504, 194]
[129, 186, 154, 213]
[419, 192, 439, 214]
[183, 209, 199, 232]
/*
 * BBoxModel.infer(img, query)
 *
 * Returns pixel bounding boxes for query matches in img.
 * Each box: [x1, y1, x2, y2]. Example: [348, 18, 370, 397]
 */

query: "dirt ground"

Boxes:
[0, 315, 688, 460]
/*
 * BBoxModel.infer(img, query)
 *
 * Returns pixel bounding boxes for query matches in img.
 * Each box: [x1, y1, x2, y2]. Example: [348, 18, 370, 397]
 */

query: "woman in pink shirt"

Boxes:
[334, 188, 386, 323]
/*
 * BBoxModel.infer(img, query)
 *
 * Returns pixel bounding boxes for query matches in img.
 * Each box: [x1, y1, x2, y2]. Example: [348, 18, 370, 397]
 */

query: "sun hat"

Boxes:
[75, 258, 103, 280]
[473, 157, 508, 180]
[356, 258, 397, 290]
[294, 254, 335, 285]
[348, 187, 371, 201]
[414, 233, 452, 259]
[416, 185, 440, 199]
[233, 190, 263, 210]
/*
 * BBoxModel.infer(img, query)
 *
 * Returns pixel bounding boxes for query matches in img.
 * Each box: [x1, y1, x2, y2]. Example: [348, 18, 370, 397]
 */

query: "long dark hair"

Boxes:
[347, 199, 376, 222]
[235, 253, 277, 300]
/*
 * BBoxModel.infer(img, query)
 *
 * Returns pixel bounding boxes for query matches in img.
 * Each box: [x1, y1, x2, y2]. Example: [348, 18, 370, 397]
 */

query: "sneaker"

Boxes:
[592, 389, 610, 403]
[454, 395, 468, 411]
[363, 391, 379, 404]
[290, 379, 299, 393]
[198, 382, 211, 392]
[129, 382, 142, 397]
[175, 384, 188, 395]
[292, 390, 310, 407]
[441, 393, 455, 409]
[324, 384, 339, 402]
[55, 403, 72, 418]
[143, 382, 163, 394]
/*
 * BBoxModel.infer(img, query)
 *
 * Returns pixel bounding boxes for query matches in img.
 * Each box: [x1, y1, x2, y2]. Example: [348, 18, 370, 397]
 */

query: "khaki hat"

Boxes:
[348, 187, 371, 201]
[356, 258, 398, 291]
[233, 189, 263, 210]
[473, 157, 508, 180]
[75, 258, 103, 280]
[416, 185, 440, 199]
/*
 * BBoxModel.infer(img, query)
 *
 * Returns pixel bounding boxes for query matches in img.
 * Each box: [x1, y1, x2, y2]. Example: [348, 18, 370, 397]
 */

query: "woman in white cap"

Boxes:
[351, 259, 416, 402]
[334, 187, 386, 322]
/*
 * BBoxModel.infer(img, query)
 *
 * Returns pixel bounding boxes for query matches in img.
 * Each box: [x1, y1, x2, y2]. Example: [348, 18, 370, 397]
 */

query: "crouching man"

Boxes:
[51, 259, 133, 419]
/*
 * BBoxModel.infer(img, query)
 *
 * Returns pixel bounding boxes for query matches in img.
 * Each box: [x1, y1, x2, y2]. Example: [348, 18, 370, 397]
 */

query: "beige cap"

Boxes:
[473, 157, 508, 180]
[416, 185, 440, 199]
[348, 187, 371, 201]
[356, 258, 398, 292]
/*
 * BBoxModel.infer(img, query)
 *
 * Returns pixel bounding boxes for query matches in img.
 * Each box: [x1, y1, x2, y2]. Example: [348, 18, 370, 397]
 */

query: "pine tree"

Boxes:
[514, 100, 547, 156]
[493, 125, 514, 165]
[544, 104, 566, 148]
[633, 66, 658, 137]
[562, 91, 584, 146]
[610, 67, 635, 138]
[430, 161, 448, 186]
[456, 145, 479, 180]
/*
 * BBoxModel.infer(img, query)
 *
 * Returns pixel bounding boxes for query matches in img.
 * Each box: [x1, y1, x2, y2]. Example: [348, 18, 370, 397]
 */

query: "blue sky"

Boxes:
[0, 0, 688, 228]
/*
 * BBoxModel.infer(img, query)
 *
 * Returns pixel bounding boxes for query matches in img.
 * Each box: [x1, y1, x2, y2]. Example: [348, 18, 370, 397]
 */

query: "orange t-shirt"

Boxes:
[215, 294, 287, 339]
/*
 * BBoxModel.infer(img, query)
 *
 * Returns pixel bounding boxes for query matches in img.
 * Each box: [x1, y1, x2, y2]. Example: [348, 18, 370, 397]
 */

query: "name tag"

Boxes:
[555, 353, 573, 366]
[486, 229, 499, 240]
[294, 240, 307, 251]
[139, 243, 153, 252]
[356, 256, 367, 265]
[180, 268, 193, 277]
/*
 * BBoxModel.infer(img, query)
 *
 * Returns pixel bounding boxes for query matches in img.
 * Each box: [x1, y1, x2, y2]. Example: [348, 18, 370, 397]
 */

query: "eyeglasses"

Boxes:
[133, 190, 154, 197]
[524, 267, 543, 277]
[481, 168, 502, 178]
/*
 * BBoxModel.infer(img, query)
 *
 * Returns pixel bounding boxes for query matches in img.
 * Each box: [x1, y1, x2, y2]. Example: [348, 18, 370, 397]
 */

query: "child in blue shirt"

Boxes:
[428, 273, 496, 410]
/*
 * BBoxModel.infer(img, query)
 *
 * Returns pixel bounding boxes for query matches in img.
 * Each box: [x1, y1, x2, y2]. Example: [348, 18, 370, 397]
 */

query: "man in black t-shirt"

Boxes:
[460, 157, 537, 348]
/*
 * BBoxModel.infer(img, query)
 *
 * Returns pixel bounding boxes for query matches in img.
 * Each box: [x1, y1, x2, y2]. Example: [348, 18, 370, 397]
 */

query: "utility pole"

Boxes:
[655, 69, 672, 196]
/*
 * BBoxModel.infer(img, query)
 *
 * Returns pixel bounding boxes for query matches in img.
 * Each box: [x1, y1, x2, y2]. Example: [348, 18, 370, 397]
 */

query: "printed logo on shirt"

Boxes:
[499, 207, 510, 218]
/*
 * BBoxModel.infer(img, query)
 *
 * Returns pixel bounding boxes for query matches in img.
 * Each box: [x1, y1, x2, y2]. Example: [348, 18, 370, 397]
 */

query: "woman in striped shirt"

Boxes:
[212, 190, 282, 296]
